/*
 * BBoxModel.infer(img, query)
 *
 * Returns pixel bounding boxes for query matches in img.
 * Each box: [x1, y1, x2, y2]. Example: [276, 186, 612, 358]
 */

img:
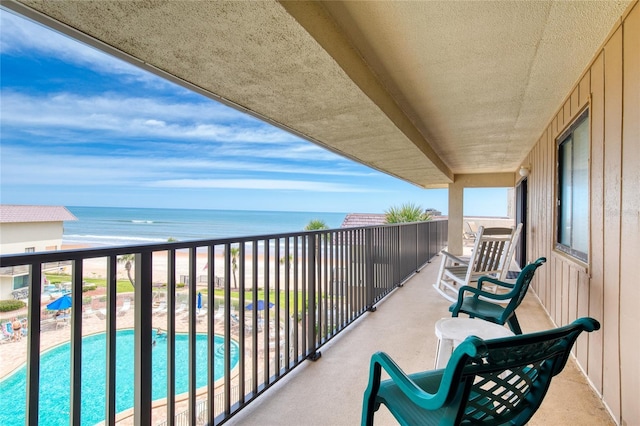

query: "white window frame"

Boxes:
[556, 109, 589, 263]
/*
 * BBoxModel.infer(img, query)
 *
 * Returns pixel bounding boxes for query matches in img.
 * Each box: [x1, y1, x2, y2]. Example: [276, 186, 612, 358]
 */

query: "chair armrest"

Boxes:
[439, 250, 469, 266]
[477, 275, 515, 291]
[450, 284, 513, 314]
[363, 352, 446, 412]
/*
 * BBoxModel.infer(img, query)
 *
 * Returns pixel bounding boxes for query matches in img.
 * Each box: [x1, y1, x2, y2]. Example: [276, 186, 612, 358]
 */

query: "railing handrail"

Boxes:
[0, 219, 448, 266]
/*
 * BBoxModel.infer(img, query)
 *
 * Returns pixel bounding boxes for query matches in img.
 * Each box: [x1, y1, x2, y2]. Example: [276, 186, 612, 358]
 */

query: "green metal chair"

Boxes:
[362, 317, 600, 426]
[448, 257, 546, 335]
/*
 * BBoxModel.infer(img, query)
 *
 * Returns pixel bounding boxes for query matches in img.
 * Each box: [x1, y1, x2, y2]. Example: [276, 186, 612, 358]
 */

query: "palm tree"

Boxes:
[229, 246, 239, 289]
[385, 203, 432, 223]
[117, 254, 136, 288]
[304, 219, 329, 231]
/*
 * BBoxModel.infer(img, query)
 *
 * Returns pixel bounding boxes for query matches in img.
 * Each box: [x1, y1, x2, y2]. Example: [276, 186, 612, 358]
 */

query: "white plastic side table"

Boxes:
[434, 318, 514, 368]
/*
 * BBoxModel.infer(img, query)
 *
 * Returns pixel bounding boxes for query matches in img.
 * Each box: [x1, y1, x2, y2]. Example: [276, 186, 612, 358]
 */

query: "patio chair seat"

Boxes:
[449, 257, 546, 335]
[454, 297, 505, 319]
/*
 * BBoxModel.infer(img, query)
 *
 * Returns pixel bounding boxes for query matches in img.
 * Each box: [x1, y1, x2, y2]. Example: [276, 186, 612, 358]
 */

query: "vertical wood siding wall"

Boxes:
[524, 3, 639, 424]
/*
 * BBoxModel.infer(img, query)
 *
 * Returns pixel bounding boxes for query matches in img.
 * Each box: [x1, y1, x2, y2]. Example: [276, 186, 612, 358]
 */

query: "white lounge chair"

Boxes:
[118, 299, 131, 316]
[152, 302, 167, 315]
[174, 303, 187, 315]
[214, 305, 225, 320]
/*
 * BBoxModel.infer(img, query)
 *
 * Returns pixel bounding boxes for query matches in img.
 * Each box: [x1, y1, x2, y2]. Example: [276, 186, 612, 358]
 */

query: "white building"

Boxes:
[0, 205, 77, 299]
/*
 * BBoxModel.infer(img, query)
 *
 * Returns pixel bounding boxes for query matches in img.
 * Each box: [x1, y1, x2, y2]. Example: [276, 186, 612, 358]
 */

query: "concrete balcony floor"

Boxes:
[229, 257, 614, 426]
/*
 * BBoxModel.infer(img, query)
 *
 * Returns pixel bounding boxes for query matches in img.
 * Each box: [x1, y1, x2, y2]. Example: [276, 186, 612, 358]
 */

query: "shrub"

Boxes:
[0, 299, 26, 312]
[82, 283, 98, 292]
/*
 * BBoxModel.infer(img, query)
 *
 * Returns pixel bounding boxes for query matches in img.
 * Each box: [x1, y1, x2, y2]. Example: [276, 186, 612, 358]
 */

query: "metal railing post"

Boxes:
[188, 247, 197, 425]
[134, 251, 153, 426]
[26, 264, 42, 425]
[365, 228, 376, 312]
[307, 234, 321, 360]
[106, 256, 117, 425]
[166, 250, 176, 426]
[70, 259, 84, 424]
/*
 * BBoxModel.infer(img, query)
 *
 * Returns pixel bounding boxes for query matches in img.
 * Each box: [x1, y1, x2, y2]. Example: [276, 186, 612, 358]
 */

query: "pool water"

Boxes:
[0, 330, 239, 425]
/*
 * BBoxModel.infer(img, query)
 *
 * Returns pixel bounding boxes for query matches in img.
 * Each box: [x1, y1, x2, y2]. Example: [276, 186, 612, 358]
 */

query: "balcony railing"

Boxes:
[0, 219, 447, 425]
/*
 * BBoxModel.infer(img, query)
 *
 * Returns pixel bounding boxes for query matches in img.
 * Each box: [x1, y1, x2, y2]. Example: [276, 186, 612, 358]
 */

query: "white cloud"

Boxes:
[144, 119, 166, 127]
[0, 9, 165, 87]
[1, 91, 299, 144]
[0, 146, 373, 190]
[149, 179, 378, 193]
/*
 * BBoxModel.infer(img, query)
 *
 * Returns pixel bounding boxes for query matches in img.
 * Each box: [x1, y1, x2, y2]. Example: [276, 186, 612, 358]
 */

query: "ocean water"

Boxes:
[63, 206, 347, 247]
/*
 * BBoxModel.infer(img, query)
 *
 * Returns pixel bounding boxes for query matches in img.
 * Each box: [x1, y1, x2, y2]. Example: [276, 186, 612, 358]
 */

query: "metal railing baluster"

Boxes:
[187, 248, 196, 425]
[106, 256, 117, 426]
[167, 249, 176, 426]
[26, 264, 42, 425]
[134, 251, 153, 425]
[70, 260, 83, 424]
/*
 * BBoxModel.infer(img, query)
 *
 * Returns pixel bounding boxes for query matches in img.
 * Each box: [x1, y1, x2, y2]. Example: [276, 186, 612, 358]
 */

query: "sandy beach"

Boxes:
[60, 243, 281, 289]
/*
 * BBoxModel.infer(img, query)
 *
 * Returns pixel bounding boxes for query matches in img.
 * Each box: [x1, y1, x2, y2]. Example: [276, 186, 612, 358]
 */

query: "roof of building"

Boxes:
[341, 213, 387, 228]
[0, 205, 78, 223]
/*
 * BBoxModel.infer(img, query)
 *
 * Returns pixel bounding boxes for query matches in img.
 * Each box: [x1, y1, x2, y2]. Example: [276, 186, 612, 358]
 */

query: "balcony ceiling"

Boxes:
[7, 0, 631, 188]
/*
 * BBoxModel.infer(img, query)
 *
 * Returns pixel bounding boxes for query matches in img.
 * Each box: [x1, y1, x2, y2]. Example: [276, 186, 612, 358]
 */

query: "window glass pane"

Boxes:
[572, 119, 589, 254]
[556, 110, 589, 262]
[558, 139, 573, 246]
[13, 275, 29, 290]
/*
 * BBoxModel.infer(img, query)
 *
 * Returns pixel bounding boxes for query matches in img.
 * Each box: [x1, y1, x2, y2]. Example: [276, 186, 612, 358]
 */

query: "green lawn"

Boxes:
[45, 274, 318, 316]
[46, 273, 134, 293]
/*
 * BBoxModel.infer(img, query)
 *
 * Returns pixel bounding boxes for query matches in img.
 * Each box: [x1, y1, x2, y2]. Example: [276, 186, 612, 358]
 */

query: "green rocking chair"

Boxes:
[449, 257, 547, 335]
[362, 317, 600, 426]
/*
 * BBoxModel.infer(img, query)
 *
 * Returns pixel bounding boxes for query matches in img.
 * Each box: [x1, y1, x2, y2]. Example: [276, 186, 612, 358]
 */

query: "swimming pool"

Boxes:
[0, 330, 239, 425]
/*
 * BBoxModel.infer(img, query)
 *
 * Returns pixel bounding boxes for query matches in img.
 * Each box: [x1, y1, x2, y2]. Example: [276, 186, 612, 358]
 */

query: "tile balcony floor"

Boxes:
[228, 256, 614, 426]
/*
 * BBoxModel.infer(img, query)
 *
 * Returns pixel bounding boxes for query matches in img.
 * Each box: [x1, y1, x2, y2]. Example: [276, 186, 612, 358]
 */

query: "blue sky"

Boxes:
[0, 9, 508, 216]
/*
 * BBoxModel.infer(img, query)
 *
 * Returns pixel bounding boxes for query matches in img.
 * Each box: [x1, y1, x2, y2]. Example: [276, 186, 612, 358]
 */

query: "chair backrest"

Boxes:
[498, 222, 523, 280]
[465, 226, 516, 282]
[498, 257, 546, 321]
[466, 221, 478, 235]
[441, 317, 600, 424]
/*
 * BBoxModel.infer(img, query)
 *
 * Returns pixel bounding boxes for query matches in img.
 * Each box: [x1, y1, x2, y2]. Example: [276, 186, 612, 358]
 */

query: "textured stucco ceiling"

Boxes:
[4, 0, 632, 188]
[317, 1, 631, 175]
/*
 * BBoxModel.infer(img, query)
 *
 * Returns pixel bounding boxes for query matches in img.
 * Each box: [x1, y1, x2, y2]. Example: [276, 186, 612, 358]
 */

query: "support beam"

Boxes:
[448, 182, 464, 256]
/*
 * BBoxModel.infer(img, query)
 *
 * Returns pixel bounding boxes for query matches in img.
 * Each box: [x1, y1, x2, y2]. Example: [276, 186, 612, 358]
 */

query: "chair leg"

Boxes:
[362, 363, 382, 426]
[507, 315, 522, 335]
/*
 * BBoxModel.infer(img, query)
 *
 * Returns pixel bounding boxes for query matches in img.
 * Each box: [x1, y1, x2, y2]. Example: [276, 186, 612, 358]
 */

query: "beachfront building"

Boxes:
[0, 205, 76, 299]
[1, 1, 639, 425]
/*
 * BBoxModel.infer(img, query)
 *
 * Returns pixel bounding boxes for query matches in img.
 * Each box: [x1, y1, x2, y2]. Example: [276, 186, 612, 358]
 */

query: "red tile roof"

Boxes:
[340, 213, 387, 228]
[0, 205, 77, 223]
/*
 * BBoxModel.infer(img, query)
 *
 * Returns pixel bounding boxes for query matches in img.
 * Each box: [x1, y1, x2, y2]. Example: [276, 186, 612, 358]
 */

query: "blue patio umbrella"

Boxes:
[197, 292, 202, 312]
[245, 300, 274, 311]
[47, 294, 72, 311]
